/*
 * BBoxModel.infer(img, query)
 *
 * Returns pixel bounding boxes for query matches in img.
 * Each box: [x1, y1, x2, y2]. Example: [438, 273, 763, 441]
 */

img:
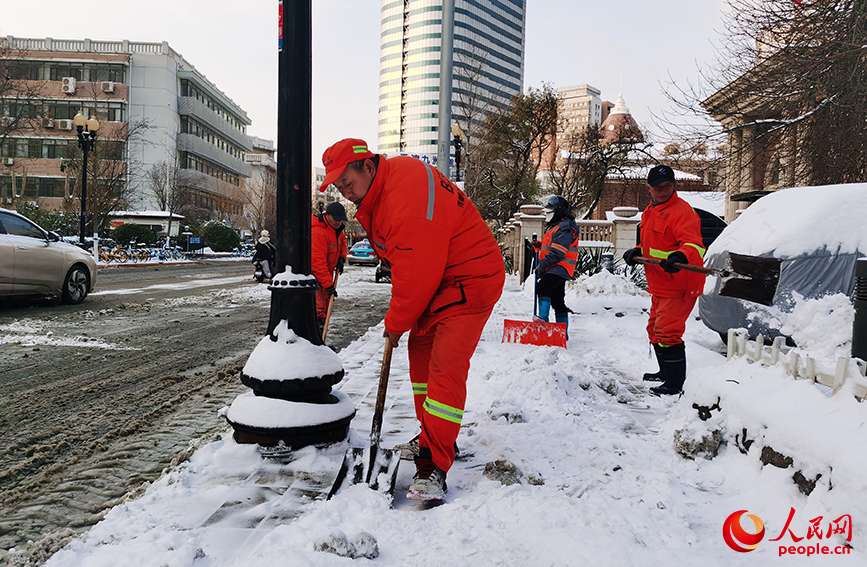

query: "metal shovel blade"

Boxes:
[326, 339, 401, 500]
[502, 319, 568, 348]
[718, 252, 782, 307]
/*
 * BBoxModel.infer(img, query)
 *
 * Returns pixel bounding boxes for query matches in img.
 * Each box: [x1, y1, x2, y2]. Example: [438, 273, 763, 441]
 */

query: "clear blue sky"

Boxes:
[3, 0, 728, 163]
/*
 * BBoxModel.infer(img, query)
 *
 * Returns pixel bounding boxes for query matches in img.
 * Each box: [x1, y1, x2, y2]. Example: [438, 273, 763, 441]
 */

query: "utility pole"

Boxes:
[436, 0, 455, 176]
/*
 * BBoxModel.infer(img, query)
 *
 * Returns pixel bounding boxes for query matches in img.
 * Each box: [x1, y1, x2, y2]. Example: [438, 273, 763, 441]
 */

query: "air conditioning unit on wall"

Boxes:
[56, 119, 73, 131]
[61, 77, 76, 94]
[101, 81, 115, 93]
[3, 157, 14, 166]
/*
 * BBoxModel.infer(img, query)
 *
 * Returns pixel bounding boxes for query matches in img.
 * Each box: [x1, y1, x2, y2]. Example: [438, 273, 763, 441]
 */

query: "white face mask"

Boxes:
[543, 209, 555, 223]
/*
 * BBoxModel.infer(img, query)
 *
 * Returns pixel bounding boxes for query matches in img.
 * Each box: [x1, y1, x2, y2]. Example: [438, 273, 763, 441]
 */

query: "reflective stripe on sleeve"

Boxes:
[424, 164, 435, 221]
[684, 242, 706, 258]
[423, 397, 463, 424]
[412, 382, 428, 396]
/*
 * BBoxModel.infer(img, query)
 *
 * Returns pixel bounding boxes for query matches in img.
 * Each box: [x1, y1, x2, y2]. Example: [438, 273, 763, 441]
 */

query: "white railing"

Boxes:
[575, 220, 614, 243]
[726, 329, 867, 399]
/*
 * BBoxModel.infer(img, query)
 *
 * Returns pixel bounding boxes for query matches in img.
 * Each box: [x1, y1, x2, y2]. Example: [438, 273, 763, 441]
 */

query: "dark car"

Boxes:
[375, 261, 391, 283]
[347, 240, 377, 266]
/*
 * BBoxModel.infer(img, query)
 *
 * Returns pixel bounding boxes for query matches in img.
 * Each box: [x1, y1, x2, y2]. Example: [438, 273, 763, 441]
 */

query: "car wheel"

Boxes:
[62, 264, 90, 304]
[375, 272, 381, 283]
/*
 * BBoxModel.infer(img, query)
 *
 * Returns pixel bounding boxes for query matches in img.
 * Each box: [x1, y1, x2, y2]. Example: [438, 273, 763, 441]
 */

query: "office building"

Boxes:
[377, 0, 526, 159]
[0, 36, 251, 219]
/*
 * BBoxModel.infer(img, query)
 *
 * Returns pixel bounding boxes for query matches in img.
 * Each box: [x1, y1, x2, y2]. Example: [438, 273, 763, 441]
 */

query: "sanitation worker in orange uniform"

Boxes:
[321, 138, 505, 501]
[311, 201, 348, 335]
[623, 165, 706, 396]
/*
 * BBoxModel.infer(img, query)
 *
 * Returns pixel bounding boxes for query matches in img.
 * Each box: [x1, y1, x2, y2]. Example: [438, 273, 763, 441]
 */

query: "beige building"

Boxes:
[1, 36, 252, 222]
[556, 84, 603, 145]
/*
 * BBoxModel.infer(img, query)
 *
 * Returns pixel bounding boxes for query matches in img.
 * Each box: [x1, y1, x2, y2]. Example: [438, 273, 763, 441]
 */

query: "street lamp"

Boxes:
[74, 112, 99, 245]
[451, 123, 465, 182]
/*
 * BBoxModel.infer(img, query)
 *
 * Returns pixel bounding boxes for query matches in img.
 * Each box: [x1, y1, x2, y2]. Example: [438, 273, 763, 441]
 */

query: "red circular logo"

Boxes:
[723, 510, 766, 552]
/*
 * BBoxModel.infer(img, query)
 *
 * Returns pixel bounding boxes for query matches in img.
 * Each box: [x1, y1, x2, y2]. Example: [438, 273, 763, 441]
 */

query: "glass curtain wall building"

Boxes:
[378, 0, 526, 159]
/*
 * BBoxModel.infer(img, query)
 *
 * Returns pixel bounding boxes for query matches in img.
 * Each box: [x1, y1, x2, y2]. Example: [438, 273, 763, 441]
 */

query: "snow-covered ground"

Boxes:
[25, 271, 866, 567]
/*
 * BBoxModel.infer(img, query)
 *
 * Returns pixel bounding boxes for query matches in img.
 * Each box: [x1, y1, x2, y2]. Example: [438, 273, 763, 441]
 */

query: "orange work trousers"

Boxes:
[407, 309, 492, 472]
[646, 294, 697, 347]
[315, 288, 330, 320]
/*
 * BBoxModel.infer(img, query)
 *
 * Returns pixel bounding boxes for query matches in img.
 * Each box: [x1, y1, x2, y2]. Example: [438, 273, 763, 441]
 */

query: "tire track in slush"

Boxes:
[0, 263, 391, 564]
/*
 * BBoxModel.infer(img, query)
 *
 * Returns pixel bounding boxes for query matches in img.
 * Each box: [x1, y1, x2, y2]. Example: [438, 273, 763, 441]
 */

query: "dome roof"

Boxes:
[600, 93, 643, 143]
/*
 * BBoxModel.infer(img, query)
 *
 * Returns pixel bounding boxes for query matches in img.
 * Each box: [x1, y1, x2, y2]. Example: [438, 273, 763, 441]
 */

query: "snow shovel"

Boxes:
[321, 269, 338, 342]
[633, 253, 781, 306]
[502, 252, 568, 348]
[327, 338, 401, 499]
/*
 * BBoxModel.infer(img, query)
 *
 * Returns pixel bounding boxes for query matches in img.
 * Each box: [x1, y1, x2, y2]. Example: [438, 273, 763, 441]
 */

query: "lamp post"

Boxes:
[74, 112, 99, 245]
[451, 123, 465, 182]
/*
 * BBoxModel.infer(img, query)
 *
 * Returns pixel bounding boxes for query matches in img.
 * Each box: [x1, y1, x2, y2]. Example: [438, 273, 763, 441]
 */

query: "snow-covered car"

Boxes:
[0, 208, 98, 304]
[699, 184, 867, 342]
[347, 240, 377, 266]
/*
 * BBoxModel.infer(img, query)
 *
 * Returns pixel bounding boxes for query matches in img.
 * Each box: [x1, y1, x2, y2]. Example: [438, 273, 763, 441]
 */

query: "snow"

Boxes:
[226, 391, 355, 430]
[26, 270, 867, 567]
[709, 183, 867, 258]
[242, 320, 344, 381]
[677, 191, 727, 219]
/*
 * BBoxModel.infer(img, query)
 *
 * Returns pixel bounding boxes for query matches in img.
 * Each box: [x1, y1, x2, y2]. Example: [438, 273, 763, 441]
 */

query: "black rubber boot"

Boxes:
[650, 343, 686, 396]
[643, 344, 667, 382]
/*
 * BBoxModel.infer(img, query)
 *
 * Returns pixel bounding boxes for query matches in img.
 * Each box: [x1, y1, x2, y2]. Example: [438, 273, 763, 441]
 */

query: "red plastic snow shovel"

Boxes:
[633, 253, 781, 306]
[327, 338, 401, 499]
[502, 253, 568, 348]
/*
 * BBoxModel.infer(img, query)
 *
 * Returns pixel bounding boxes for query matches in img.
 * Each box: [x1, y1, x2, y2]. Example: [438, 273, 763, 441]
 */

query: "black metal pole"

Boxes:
[78, 131, 89, 245]
[267, 0, 321, 345]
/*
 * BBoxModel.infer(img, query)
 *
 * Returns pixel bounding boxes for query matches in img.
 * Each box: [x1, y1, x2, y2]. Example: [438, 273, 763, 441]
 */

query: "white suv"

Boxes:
[0, 208, 98, 304]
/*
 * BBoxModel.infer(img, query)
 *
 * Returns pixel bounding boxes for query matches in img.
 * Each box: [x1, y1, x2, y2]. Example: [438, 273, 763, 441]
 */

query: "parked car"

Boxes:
[375, 261, 391, 283]
[699, 184, 867, 342]
[347, 240, 377, 266]
[0, 208, 98, 304]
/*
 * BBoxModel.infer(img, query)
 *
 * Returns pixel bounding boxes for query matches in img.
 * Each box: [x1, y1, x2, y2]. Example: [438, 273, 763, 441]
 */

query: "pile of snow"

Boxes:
[242, 320, 343, 381]
[779, 293, 855, 362]
[33, 271, 866, 567]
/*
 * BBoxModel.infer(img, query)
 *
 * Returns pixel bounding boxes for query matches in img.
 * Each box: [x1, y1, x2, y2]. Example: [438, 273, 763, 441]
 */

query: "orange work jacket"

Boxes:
[538, 220, 579, 277]
[638, 192, 706, 298]
[310, 213, 347, 289]
[354, 156, 505, 335]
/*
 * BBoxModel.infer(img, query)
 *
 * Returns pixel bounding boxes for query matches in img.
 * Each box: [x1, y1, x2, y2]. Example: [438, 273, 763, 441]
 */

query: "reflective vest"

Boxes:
[639, 192, 706, 298]
[538, 220, 579, 277]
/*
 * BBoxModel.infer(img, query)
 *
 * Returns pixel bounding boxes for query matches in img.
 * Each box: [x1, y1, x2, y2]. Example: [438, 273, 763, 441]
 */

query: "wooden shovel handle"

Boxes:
[370, 338, 393, 443]
[634, 255, 717, 276]
[321, 269, 339, 341]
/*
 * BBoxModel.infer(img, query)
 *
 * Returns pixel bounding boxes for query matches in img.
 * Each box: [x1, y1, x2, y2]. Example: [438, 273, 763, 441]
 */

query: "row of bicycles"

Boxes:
[97, 244, 187, 264]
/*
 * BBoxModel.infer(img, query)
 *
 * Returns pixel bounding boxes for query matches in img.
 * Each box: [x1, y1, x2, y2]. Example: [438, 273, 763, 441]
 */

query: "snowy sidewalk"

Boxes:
[36, 272, 866, 567]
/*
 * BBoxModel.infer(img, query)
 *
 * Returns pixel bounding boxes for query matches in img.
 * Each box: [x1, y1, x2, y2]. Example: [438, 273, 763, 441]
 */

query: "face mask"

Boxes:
[544, 209, 555, 223]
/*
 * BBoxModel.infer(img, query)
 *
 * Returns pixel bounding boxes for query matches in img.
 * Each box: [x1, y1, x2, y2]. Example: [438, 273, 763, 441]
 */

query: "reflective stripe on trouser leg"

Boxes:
[409, 309, 492, 472]
[646, 295, 697, 346]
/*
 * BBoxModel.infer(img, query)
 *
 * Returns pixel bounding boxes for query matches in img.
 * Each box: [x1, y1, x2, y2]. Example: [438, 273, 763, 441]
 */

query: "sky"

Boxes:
[3, 0, 729, 164]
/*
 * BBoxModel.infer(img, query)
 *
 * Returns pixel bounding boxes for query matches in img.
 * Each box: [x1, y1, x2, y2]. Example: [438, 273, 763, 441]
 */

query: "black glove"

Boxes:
[535, 265, 545, 276]
[326, 285, 337, 297]
[659, 251, 688, 274]
[337, 257, 345, 274]
[622, 247, 641, 266]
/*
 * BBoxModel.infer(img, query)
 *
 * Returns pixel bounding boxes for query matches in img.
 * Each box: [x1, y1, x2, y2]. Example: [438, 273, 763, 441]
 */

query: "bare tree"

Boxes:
[61, 115, 153, 235]
[0, 38, 43, 148]
[147, 152, 189, 244]
[550, 124, 654, 219]
[660, 0, 867, 190]
[471, 83, 559, 224]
